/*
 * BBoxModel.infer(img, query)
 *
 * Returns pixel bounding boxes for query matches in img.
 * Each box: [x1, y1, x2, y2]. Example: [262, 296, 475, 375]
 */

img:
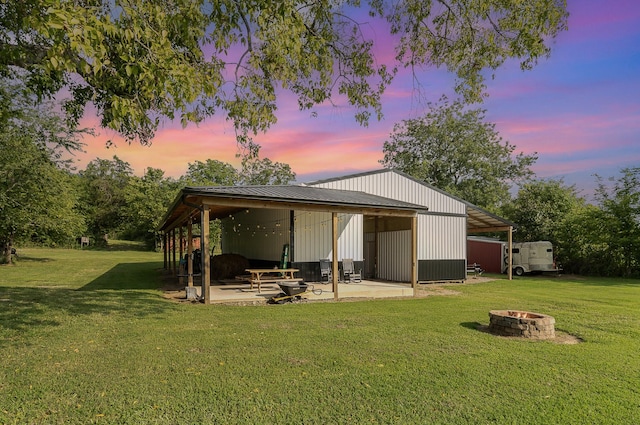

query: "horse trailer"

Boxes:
[503, 241, 561, 276]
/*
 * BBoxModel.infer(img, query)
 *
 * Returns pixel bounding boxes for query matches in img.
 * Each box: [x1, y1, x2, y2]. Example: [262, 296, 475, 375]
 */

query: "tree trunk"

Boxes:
[2, 239, 12, 265]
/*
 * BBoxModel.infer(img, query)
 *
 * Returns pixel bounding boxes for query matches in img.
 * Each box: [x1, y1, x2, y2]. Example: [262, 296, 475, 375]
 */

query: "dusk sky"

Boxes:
[75, 0, 640, 199]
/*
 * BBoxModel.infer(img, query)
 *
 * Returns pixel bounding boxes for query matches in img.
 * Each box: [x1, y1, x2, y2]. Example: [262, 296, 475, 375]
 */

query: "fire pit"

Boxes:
[488, 310, 555, 339]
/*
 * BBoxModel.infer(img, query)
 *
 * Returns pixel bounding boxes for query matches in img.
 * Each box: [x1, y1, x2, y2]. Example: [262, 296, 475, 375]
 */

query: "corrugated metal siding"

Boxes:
[311, 170, 465, 214]
[419, 214, 467, 260]
[378, 230, 412, 282]
[293, 211, 332, 262]
[292, 211, 363, 262]
[419, 260, 466, 281]
[363, 232, 376, 278]
[310, 171, 467, 272]
[467, 239, 505, 273]
[221, 209, 289, 261]
[337, 214, 363, 261]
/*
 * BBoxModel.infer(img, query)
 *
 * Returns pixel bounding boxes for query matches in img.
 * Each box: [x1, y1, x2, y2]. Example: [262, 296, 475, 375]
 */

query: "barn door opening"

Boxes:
[364, 215, 412, 282]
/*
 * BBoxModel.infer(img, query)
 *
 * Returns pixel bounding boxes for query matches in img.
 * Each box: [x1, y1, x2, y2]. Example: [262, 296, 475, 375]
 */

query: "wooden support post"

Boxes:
[171, 228, 176, 276]
[508, 226, 513, 281]
[374, 216, 379, 279]
[163, 232, 168, 270]
[411, 214, 418, 296]
[179, 227, 184, 263]
[202, 208, 211, 304]
[332, 212, 339, 301]
[187, 221, 193, 287]
[178, 226, 184, 280]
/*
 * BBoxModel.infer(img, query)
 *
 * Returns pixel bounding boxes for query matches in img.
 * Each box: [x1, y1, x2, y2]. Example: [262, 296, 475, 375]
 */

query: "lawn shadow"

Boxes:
[78, 262, 164, 291]
[0, 262, 174, 345]
[460, 321, 485, 332]
[10, 255, 56, 263]
[87, 240, 152, 252]
[459, 321, 584, 344]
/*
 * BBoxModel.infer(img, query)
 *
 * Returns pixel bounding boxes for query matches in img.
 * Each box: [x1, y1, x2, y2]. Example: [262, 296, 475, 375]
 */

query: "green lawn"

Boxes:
[1, 246, 639, 424]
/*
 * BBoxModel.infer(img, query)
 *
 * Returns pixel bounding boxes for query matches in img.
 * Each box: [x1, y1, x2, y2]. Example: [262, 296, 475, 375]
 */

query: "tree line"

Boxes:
[381, 97, 639, 278]
[2, 78, 638, 277]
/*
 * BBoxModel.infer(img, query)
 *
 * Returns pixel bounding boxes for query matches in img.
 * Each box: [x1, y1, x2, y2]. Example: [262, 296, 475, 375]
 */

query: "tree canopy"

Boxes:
[123, 167, 180, 248]
[0, 0, 568, 146]
[500, 178, 587, 272]
[381, 96, 537, 208]
[501, 179, 585, 243]
[588, 168, 640, 276]
[179, 159, 239, 187]
[238, 145, 296, 185]
[77, 156, 135, 242]
[0, 79, 86, 263]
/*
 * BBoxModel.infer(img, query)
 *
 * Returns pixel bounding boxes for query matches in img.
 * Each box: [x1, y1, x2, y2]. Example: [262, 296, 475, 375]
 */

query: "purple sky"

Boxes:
[77, 0, 640, 199]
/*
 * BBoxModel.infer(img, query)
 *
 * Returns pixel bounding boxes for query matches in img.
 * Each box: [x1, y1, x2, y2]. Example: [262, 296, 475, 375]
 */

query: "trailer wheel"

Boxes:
[514, 267, 525, 277]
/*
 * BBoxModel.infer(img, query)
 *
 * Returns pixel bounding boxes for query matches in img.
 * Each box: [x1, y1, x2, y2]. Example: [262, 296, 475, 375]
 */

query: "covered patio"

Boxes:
[158, 183, 515, 305]
[158, 185, 427, 304]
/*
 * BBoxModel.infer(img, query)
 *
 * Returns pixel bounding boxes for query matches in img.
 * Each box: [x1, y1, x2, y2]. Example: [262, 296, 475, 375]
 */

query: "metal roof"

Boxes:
[185, 185, 428, 209]
[159, 184, 428, 231]
[464, 202, 516, 233]
[159, 169, 515, 233]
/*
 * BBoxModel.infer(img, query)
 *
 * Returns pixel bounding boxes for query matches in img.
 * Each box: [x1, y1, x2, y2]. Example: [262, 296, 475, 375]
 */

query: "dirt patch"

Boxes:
[162, 289, 188, 302]
[415, 276, 496, 298]
[416, 286, 462, 297]
[552, 332, 583, 344]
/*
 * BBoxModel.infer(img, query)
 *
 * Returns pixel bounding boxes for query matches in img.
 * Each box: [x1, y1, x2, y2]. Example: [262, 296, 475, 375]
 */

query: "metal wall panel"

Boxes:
[418, 260, 466, 281]
[337, 213, 363, 261]
[311, 171, 468, 267]
[221, 209, 365, 264]
[418, 214, 467, 260]
[377, 230, 412, 282]
[292, 211, 332, 262]
[467, 238, 505, 274]
[221, 209, 290, 261]
[292, 211, 363, 263]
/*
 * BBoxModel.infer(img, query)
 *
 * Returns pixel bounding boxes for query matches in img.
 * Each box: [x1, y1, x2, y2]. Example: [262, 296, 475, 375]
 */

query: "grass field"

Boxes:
[1, 245, 639, 424]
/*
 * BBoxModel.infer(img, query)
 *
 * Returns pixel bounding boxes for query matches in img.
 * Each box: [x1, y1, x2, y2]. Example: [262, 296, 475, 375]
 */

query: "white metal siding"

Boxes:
[311, 170, 466, 214]
[311, 170, 468, 264]
[293, 211, 332, 262]
[419, 214, 467, 260]
[292, 211, 363, 262]
[221, 209, 289, 261]
[221, 209, 364, 263]
[378, 230, 412, 282]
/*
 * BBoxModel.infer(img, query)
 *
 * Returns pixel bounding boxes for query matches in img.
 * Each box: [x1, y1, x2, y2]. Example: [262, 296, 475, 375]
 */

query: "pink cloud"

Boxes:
[73, 115, 243, 177]
[495, 104, 640, 155]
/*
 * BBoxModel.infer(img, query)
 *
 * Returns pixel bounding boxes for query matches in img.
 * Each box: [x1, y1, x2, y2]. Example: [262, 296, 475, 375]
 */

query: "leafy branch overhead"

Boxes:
[0, 0, 568, 145]
[381, 96, 538, 208]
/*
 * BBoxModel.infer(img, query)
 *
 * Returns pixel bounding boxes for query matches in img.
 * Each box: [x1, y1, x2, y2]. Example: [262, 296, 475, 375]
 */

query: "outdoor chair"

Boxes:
[319, 259, 332, 283]
[342, 258, 362, 283]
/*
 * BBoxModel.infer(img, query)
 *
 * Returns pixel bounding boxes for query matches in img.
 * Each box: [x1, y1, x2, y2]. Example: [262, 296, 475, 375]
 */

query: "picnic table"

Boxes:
[244, 268, 302, 293]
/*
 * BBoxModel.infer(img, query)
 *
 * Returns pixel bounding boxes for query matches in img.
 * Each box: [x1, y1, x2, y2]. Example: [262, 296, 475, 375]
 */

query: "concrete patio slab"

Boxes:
[174, 279, 414, 304]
